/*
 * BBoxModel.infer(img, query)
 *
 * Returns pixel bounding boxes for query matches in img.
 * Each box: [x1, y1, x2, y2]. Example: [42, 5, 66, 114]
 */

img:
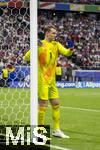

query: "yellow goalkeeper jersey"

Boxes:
[38, 40, 73, 84]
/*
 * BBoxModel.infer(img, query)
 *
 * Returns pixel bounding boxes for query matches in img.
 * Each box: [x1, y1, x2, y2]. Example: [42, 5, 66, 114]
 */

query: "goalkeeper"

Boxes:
[24, 25, 74, 138]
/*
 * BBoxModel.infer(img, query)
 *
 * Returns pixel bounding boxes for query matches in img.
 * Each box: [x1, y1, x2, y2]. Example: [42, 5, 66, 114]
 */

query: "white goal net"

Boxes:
[0, 0, 30, 125]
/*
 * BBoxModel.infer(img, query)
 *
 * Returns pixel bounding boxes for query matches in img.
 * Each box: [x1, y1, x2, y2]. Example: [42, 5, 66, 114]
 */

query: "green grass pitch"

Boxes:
[46, 88, 100, 150]
[0, 88, 100, 150]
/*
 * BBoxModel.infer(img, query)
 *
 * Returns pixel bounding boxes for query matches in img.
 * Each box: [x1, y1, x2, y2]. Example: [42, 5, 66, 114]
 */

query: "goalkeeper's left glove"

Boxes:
[66, 39, 74, 49]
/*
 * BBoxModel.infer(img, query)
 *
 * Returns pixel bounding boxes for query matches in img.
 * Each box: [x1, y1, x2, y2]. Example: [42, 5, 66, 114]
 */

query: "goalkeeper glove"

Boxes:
[67, 40, 74, 48]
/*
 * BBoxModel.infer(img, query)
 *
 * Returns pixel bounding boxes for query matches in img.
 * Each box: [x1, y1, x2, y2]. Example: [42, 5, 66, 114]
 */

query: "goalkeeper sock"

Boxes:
[52, 105, 60, 130]
[38, 106, 46, 126]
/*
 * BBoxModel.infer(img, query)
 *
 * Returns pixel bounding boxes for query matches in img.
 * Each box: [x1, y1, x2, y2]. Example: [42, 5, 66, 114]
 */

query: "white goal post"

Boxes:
[0, 0, 38, 126]
[30, 0, 38, 126]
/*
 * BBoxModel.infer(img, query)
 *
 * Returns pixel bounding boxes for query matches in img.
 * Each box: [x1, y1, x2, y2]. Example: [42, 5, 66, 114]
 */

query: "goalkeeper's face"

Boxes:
[47, 28, 57, 41]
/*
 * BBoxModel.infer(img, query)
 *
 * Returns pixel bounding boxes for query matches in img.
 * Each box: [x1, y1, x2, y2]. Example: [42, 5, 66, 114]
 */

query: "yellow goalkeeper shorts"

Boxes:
[38, 81, 59, 100]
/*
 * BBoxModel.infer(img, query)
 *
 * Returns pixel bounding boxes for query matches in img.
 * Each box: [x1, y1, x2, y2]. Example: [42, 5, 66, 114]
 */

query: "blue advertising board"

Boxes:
[56, 81, 100, 88]
[9, 81, 100, 88]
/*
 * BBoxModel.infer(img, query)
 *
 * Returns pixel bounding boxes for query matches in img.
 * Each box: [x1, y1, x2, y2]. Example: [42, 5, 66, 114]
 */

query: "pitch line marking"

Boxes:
[60, 106, 100, 113]
[45, 144, 71, 150]
[48, 105, 100, 112]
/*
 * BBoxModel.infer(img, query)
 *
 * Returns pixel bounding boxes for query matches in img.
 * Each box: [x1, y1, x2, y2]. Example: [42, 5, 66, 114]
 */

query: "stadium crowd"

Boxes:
[38, 11, 100, 70]
[0, 5, 30, 67]
[0, 6, 100, 71]
[40, 0, 100, 5]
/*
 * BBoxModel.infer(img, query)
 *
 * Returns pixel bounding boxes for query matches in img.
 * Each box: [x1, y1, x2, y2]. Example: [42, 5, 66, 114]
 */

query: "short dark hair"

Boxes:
[44, 25, 57, 34]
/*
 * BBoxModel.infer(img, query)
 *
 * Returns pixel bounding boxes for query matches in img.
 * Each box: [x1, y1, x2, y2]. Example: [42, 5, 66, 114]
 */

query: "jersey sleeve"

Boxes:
[57, 42, 73, 56]
[24, 50, 30, 62]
